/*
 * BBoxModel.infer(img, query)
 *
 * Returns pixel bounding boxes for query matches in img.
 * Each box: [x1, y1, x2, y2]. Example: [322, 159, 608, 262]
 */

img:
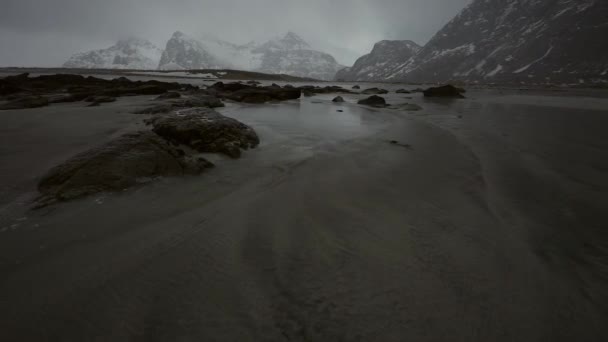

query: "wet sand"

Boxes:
[1, 82, 607, 341]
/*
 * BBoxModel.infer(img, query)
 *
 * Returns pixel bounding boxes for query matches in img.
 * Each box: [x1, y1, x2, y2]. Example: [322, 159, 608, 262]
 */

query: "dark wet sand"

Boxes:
[0, 83, 607, 341]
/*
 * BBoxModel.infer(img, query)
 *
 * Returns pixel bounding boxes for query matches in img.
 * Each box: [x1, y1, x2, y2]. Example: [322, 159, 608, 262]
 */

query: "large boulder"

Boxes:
[358, 95, 388, 107]
[146, 108, 260, 158]
[37, 131, 213, 204]
[423, 85, 465, 98]
[332, 96, 345, 103]
[0, 96, 49, 110]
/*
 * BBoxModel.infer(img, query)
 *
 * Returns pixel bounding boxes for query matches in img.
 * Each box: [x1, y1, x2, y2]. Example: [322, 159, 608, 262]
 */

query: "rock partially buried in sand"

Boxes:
[332, 96, 345, 103]
[146, 108, 260, 159]
[352, 85, 360, 89]
[36, 131, 213, 206]
[362, 87, 389, 95]
[423, 85, 465, 98]
[0, 96, 49, 110]
[358, 95, 388, 107]
[396, 89, 411, 94]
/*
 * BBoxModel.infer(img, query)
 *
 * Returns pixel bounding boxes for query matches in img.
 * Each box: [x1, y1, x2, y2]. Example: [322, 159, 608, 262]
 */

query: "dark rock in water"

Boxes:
[352, 85, 360, 89]
[362, 87, 389, 95]
[332, 96, 345, 103]
[303, 91, 314, 97]
[283, 84, 294, 89]
[134, 96, 224, 114]
[155, 92, 181, 100]
[37, 131, 213, 205]
[146, 108, 260, 158]
[423, 85, 465, 98]
[411, 88, 425, 93]
[396, 89, 411, 94]
[246, 80, 261, 85]
[358, 95, 388, 107]
[337, 110, 344, 112]
[0, 96, 49, 110]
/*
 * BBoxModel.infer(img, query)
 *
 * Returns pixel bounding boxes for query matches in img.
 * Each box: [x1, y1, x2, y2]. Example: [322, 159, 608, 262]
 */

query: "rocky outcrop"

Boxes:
[209, 82, 301, 103]
[146, 108, 260, 158]
[0, 73, 198, 110]
[37, 131, 213, 205]
[133, 96, 225, 114]
[332, 96, 345, 103]
[335, 40, 421, 81]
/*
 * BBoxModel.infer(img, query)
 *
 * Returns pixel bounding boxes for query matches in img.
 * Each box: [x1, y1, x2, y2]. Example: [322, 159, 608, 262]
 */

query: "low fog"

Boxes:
[0, 0, 470, 67]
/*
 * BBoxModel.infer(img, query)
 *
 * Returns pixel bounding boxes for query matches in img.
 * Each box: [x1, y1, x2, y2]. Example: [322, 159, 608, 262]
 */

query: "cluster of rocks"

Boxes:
[0, 73, 197, 110]
[35, 105, 260, 206]
[422, 85, 466, 98]
[207, 82, 302, 104]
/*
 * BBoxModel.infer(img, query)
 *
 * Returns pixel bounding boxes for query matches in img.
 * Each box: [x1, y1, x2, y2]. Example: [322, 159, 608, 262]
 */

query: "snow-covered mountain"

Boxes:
[334, 40, 421, 81]
[388, 0, 608, 84]
[63, 38, 162, 70]
[158, 31, 343, 80]
[158, 32, 225, 70]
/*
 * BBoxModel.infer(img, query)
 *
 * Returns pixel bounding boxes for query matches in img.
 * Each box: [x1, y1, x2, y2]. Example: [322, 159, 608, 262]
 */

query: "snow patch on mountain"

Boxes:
[63, 38, 162, 70]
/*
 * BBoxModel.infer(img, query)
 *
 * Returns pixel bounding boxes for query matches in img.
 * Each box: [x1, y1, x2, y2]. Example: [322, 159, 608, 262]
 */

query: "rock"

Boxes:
[396, 89, 411, 94]
[134, 96, 224, 114]
[145, 108, 260, 158]
[155, 92, 181, 100]
[358, 95, 388, 107]
[0, 96, 49, 110]
[226, 88, 301, 103]
[303, 91, 314, 97]
[352, 85, 360, 89]
[36, 131, 213, 205]
[246, 81, 261, 85]
[422, 85, 465, 98]
[332, 96, 345, 103]
[362, 87, 389, 95]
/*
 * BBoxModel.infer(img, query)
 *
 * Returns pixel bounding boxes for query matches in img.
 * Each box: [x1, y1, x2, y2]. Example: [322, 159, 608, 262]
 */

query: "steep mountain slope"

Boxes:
[63, 38, 163, 70]
[389, 0, 608, 84]
[334, 40, 421, 81]
[158, 32, 224, 70]
[254, 32, 344, 80]
[158, 32, 343, 80]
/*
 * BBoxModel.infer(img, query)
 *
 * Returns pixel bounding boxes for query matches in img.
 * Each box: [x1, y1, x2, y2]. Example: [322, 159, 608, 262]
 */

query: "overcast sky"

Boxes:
[0, 0, 471, 67]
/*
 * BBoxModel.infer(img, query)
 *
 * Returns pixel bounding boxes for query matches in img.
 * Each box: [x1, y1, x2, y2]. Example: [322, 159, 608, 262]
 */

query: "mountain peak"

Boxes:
[279, 31, 310, 50]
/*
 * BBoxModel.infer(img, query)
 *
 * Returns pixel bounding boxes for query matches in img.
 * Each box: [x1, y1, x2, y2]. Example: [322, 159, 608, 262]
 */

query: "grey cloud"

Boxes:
[0, 0, 471, 67]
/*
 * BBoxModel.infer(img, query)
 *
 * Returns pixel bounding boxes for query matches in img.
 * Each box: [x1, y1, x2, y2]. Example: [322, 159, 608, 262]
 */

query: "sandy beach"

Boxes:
[1, 78, 607, 341]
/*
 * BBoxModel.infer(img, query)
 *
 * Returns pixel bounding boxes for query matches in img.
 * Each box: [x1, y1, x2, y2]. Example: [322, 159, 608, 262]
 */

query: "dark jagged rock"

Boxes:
[352, 85, 360, 89]
[396, 89, 411, 94]
[362, 87, 389, 95]
[155, 92, 181, 100]
[332, 96, 345, 103]
[423, 85, 465, 98]
[0, 96, 49, 110]
[36, 131, 213, 205]
[145, 108, 260, 158]
[358, 95, 388, 107]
